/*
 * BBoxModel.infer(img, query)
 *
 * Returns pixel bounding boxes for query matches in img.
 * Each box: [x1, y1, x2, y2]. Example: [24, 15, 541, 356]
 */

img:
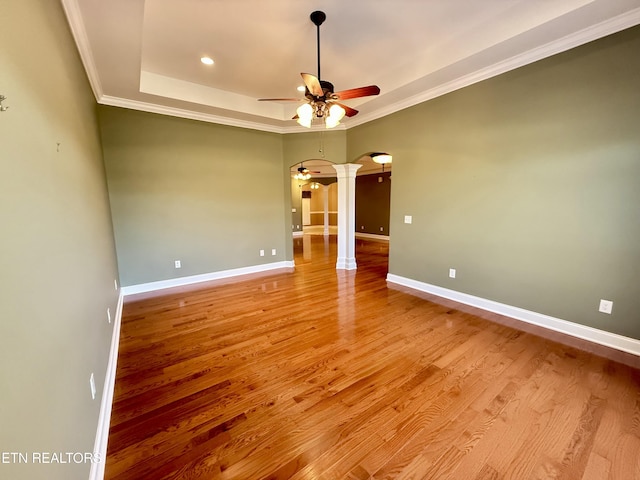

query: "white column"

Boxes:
[323, 184, 329, 236]
[332, 163, 362, 270]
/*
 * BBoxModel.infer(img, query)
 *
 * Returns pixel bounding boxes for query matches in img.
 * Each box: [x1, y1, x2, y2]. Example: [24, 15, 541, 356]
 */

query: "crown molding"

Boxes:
[99, 96, 351, 134]
[99, 95, 288, 134]
[65, 1, 640, 133]
[60, 0, 103, 101]
[348, 7, 640, 129]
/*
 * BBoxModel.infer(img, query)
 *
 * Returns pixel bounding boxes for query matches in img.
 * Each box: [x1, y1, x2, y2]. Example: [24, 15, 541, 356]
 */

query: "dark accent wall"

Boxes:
[356, 172, 392, 236]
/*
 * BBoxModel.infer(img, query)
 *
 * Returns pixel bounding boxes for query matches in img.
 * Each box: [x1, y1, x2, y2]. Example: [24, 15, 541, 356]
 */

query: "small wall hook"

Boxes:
[0, 95, 8, 112]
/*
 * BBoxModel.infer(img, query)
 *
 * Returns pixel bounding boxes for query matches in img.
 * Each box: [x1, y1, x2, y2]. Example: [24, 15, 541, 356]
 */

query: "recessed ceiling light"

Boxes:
[200, 56, 214, 65]
[297, 85, 305, 92]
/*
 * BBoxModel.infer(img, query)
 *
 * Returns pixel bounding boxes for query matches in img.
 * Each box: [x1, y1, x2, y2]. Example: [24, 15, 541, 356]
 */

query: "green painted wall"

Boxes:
[291, 177, 304, 233]
[0, 1, 120, 479]
[348, 26, 640, 339]
[283, 130, 348, 167]
[99, 107, 286, 287]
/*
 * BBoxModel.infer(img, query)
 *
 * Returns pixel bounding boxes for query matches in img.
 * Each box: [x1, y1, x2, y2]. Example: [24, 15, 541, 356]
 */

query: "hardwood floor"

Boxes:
[106, 235, 640, 479]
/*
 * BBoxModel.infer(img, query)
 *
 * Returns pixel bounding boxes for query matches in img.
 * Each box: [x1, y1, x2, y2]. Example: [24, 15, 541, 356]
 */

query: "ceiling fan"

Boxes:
[259, 11, 380, 128]
[294, 162, 322, 180]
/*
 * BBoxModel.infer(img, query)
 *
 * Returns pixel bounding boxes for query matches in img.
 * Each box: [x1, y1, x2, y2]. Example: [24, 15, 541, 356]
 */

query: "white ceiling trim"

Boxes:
[99, 95, 286, 134]
[100, 94, 351, 135]
[348, 6, 640, 129]
[61, 0, 103, 101]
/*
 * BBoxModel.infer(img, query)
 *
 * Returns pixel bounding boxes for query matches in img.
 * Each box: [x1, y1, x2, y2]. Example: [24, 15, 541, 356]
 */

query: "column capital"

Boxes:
[331, 163, 362, 178]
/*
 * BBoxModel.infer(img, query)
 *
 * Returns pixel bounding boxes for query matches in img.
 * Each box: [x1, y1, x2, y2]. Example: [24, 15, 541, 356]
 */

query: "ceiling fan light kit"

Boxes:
[259, 11, 380, 129]
[294, 164, 312, 180]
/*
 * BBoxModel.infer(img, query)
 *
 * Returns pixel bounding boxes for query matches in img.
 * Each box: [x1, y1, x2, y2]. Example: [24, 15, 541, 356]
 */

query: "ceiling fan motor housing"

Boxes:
[310, 11, 326, 26]
[305, 80, 335, 100]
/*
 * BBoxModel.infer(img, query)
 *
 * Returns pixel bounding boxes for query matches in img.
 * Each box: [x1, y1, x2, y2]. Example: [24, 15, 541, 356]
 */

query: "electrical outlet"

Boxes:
[404, 215, 412, 224]
[449, 268, 456, 279]
[89, 373, 96, 400]
[260, 249, 265, 257]
[174, 260, 181, 269]
[271, 249, 276, 256]
[361, 226, 365, 230]
[599, 299, 613, 314]
[380, 226, 384, 232]
[107, 308, 111, 324]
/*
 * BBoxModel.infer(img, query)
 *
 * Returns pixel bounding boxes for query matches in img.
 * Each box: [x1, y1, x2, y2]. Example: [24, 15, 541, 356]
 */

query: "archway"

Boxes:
[289, 158, 362, 270]
[353, 153, 392, 241]
[289, 159, 338, 265]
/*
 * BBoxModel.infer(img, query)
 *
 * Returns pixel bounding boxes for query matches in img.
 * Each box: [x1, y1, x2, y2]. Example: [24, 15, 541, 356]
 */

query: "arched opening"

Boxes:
[353, 153, 392, 241]
[352, 153, 392, 276]
[289, 159, 338, 265]
[287, 154, 388, 272]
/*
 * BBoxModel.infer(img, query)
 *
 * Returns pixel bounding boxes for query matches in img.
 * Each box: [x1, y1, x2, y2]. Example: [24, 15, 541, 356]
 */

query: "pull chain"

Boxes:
[318, 131, 325, 158]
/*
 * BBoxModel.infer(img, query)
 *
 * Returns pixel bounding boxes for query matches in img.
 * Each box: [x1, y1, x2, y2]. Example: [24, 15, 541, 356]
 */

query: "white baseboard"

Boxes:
[387, 273, 640, 357]
[121, 261, 295, 296]
[355, 232, 390, 242]
[90, 291, 124, 480]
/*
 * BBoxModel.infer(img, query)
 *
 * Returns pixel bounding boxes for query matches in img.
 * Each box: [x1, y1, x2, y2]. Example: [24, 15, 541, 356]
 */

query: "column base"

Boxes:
[336, 257, 357, 270]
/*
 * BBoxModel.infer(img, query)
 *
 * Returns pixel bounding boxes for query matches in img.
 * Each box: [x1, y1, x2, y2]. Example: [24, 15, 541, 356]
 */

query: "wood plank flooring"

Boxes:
[106, 235, 640, 479]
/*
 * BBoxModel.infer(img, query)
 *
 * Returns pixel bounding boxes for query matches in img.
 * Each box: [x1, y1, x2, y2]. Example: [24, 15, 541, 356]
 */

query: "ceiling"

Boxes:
[63, 0, 640, 136]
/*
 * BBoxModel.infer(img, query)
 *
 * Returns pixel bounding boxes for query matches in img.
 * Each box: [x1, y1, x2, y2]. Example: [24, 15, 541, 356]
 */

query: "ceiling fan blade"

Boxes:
[334, 102, 359, 117]
[258, 98, 300, 102]
[301, 73, 323, 97]
[333, 85, 380, 100]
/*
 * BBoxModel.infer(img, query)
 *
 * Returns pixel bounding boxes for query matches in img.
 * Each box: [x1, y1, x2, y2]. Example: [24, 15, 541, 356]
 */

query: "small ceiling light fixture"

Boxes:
[200, 56, 214, 65]
[325, 103, 346, 128]
[371, 152, 392, 172]
[310, 182, 320, 190]
[296, 103, 314, 129]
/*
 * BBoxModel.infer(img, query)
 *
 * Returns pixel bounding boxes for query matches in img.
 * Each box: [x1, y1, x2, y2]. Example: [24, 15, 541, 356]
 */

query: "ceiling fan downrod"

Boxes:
[310, 11, 326, 81]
